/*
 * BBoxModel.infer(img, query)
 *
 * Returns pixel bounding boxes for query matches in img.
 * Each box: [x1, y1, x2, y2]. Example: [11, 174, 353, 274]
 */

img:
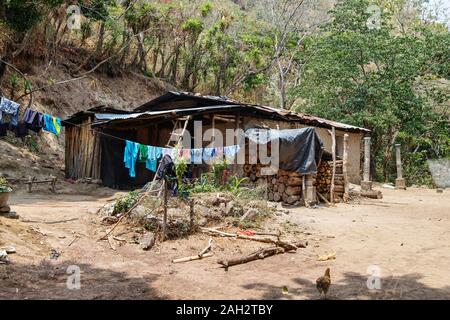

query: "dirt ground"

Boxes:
[1, 184, 450, 300]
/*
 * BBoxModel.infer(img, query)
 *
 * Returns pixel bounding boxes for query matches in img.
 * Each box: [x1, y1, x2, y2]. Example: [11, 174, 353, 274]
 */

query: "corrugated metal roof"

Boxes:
[65, 91, 370, 133]
[132, 91, 370, 133]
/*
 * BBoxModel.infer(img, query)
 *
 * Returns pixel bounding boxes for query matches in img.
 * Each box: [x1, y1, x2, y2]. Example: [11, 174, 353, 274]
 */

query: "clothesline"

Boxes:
[0, 96, 61, 137]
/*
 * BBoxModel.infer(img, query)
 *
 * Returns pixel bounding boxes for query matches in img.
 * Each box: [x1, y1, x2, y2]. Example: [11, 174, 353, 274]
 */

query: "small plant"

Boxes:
[226, 176, 248, 195]
[211, 157, 229, 186]
[0, 177, 12, 193]
[113, 191, 139, 215]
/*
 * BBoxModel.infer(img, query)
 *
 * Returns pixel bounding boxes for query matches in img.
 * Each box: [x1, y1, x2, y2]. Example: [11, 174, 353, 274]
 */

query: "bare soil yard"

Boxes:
[1, 185, 449, 300]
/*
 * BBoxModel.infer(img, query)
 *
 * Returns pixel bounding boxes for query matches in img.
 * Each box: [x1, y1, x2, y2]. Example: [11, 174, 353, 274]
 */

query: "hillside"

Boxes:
[0, 58, 171, 181]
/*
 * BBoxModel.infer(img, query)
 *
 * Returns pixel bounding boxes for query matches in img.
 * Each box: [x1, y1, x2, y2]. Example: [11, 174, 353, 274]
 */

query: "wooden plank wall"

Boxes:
[65, 118, 102, 180]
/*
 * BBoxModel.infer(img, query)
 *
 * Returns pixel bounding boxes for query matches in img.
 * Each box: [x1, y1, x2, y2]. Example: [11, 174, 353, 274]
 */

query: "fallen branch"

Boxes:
[218, 240, 307, 270]
[172, 253, 213, 263]
[67, 235, 80, 247]
[200, 228, 301, 251]
[172, 238, 213, 264]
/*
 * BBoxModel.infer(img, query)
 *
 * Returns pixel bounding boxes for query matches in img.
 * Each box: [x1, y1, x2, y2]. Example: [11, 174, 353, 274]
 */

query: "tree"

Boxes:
[293, 0, 450, 184]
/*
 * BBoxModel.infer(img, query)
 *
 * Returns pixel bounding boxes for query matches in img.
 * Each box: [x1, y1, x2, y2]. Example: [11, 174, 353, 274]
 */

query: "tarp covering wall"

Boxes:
[245, 127, 324, 175]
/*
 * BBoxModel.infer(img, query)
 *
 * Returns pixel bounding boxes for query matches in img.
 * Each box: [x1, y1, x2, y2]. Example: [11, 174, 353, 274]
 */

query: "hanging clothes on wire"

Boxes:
[43, 114, 61, 135]
[124, 140, 139, 178]
[15, 122, 28, 138]
[0, 123, 7, 137]
[0, 97, 20, 126]
[190, 148, 203, 164]
[23, 108, 44, 133]
[224, 145, 241, 161]
[138, 144, 148, 162]
[146, 146, 163, 173]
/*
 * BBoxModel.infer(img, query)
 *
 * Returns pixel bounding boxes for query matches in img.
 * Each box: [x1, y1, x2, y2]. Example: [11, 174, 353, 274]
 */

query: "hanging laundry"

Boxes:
[138, 144, 148, 162]
[190, 148, 203, 164]
[202, 147, 217, 163]
[43, 114, 61, 135]
[0, 123, 7, 137]
[179, 148, 191, 161]
[23, 108, 44, 133]
[146, 146, 163, 173]
[224, 145, 241, 161]
[15, 122, 29, 138]
[0, 97, 20, 126]
[123, 140, 139, 178]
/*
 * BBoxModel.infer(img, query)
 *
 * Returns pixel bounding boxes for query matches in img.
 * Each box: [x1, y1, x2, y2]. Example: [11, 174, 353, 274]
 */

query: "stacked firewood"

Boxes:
[267, 169, 302, 205]
[316, 161, 345, 201]
[243, 164, 265, 182]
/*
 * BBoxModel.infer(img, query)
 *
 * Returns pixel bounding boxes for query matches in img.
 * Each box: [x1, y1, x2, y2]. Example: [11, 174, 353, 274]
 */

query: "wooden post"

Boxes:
[330, 127, 336, 203]
[162, 179, 168, 241]
[302, 175, 308, 207]
[395, 144, 406, 189]
[189, 198, 195, 233]
[233, 111, 240, 175]
[343, 134, 350, 202]
[361, 136, 372, 191]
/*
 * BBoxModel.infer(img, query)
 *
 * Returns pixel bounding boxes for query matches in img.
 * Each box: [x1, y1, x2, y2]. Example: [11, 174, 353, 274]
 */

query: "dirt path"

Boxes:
[1, 187, 449, 300]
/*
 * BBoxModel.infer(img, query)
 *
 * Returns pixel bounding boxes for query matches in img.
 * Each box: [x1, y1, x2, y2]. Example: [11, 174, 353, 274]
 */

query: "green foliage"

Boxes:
[293, 0, 450, 185]
[2, 0, 42, 33]
[226, 176, 248, 195]
[0, 177, 12, 193]
[113, 191, 139, 215]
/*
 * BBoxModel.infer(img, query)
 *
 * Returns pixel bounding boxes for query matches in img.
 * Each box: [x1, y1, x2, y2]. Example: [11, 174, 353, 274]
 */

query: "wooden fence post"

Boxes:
[395, 144, 406, 189]
[343, 134, 350, 202]
[361, 136, 372, 191]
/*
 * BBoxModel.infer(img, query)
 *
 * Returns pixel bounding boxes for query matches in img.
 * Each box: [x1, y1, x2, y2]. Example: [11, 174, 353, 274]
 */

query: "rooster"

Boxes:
[316, 268, 331, 299]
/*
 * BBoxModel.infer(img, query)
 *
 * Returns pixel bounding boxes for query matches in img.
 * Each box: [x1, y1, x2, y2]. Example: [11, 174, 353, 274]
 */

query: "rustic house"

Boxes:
[63, 91, 370, 193]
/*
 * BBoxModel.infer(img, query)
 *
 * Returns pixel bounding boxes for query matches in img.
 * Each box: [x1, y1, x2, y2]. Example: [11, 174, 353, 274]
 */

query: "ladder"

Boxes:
[144, 116, 191, 192]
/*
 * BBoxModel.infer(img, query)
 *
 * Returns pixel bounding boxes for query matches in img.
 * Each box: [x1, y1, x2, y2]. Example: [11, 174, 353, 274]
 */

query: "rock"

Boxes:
[212, 193, 233, 206]
[0, 206, 11, 213]
[131, 205, 148, 219]
[1, 246, 16, 254]
[50, 249, 61, 260]
[199, 206, 211, 217]
[437, 188, 444, 193]
[197, 217, 208, 227]
[0, 250, 9, 264]
[140, 232, 156, 251]
[92, 179, 103, 185]
[240, 208, 260, 222]
[98, 202, 115, 216]
[1, 211, 19, 219]
[225, 201, 243, 217]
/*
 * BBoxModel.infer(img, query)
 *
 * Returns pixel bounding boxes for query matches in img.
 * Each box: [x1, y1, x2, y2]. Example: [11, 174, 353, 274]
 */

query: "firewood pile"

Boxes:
[243, 164, 266, 183]
[316, 160, 345, 201]
[266, 169, 303, 205]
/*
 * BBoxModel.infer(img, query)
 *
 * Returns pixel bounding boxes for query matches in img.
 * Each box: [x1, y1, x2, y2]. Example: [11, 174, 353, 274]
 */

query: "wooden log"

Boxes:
[361, 190, 383, 199]
[286, 186, 301, 196]
[217, 240, 307, 270]
[287, 177, 302, 186]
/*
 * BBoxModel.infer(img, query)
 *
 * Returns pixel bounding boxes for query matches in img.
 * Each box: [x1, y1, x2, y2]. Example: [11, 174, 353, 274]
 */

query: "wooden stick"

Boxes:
[316, 192, 333, 207]
[343, 134, 350, 202]
[172, 253, 213, 263]
[199, 237, 213, 257]
[189, 198, 195, 233]
[330, 127, 336, 203]
[162, 179, 168, 241]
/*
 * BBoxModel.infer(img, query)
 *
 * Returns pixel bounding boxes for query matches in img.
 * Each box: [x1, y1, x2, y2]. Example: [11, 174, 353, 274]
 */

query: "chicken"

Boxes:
[316, 268, 331, 299]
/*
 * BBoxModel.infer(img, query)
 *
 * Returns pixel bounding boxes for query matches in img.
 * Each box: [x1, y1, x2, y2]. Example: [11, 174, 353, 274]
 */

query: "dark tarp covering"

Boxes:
[245, 127, 324, 175]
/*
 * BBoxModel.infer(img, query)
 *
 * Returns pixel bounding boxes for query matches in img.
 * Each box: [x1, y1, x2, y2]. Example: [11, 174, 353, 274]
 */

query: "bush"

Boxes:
[113, 191, 139, 215]
[0, 177, 12, 193]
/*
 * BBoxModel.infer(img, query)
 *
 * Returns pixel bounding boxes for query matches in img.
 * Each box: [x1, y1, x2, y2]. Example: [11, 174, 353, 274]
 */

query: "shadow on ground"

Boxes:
[243, 272, 450, 300]
[0, 259, 167, 300]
